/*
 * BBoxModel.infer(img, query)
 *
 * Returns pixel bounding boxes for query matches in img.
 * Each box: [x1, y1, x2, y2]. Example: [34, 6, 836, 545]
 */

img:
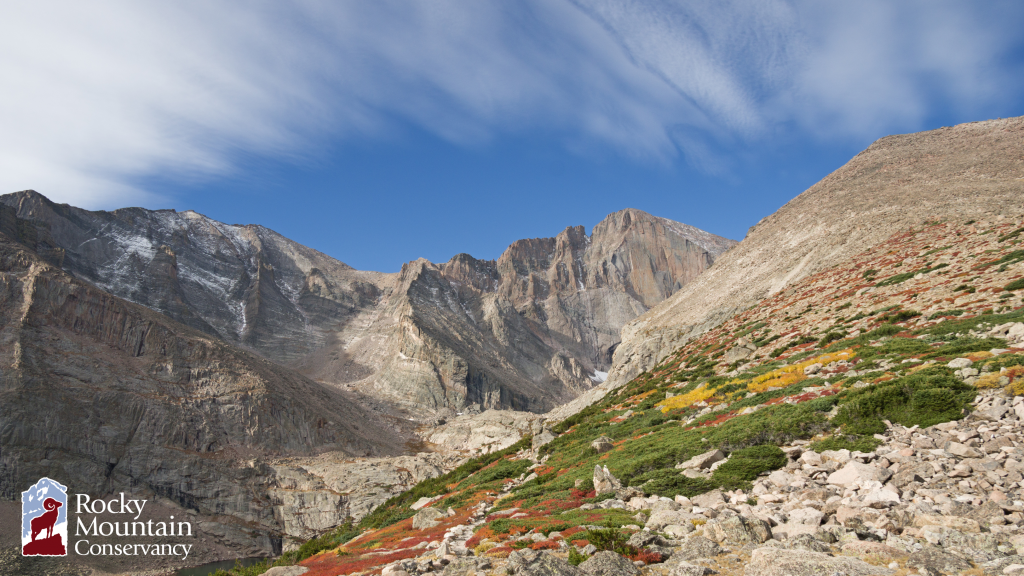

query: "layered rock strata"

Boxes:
[0, 192, 734, 416]
[0, 231, 412, 554]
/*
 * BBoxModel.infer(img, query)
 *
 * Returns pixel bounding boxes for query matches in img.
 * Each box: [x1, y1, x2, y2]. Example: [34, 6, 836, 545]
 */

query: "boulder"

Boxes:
[913, 514, 981, 533]
[676, 450, 726, 470]
[673, 536, 722, 561]
[412, 496, 440, 511]
[784, 534, 832, 553]
[668, 562, 712, 576]
[690, 489, 726, 509]
[767, 470, 793, 487]
[745, 547, 894, 576]
[626, 532, 671, 549]
[591, 436, 615, 454]
[891, 462, 929, 487]
[594, 466, 621, 495]
[826, 462, 893, 488]
[841, 541, 909, 563]
[578, 551, 639, 576]
[264, 568, 310, 576]
[906, 547, 972, 576]
[861, 487, 901, 508]
[706, 515, 771, 546]
[947, 358, 973, 369]
[533, 430, 556, 449]
[646, 510, 699, 531]
[507, 549, 580, 576]
[944, 441, 983, 459]
[663, 524, 696, 538]
[413, 507, 446, 530]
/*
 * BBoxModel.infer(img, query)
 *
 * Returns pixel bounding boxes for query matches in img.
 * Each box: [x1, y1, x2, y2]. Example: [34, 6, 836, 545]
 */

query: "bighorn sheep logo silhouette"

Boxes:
[30, 498, 62, 541]
[22, 477, 69, 556]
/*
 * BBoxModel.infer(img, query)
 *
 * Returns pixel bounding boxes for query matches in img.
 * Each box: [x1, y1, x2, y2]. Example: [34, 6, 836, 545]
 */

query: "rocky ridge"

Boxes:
[0, 193, 733, 416]
[608, 116, 1024, 395]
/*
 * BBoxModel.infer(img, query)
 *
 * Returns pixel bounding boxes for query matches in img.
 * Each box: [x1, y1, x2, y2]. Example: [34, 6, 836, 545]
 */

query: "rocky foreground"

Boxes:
[272, 381, 1024, 576]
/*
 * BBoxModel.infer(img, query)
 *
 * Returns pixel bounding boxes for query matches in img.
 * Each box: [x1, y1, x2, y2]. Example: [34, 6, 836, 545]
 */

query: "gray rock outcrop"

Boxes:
[577, 551, 639, 576]
[0, 233, 409, 554]
[745, 548, 894, 576]
[0, 192, 733, 417]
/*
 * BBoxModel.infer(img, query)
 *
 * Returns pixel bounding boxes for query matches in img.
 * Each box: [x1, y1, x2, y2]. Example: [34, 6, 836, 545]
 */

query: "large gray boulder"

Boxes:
[669, 562, 712, 576]
[412, 507, 445, 530]
[706, 515, 772, 546]
[745, 547, 894, 576]
[674, 536, 722, 561]
[676, 449, 726, 470]
[263, 568, 310, 576]
[578, 551, 640, 576]
[826, 462, 893, 488]
[906, 547, 972, 576]
[594, 465, 622, 495]
[646, 509, 700, 531]
[507, 549, 580, 576]
[591, 436, 615, 454]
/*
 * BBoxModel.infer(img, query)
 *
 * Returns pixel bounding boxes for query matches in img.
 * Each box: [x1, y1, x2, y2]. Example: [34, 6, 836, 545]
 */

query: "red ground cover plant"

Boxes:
[528, 540, 560, 550]
[569, 489, 596, 500]
[629, 549, 664, 564]
[485, 546, 514, 558]
[300, 547, 421, 576]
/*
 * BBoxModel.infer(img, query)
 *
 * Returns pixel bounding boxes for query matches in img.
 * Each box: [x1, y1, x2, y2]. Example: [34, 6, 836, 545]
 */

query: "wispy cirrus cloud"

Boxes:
[0, 1, 1020, 207]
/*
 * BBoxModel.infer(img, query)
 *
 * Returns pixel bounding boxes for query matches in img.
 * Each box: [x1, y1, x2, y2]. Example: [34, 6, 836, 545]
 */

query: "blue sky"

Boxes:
[2, 1, 1023, 272]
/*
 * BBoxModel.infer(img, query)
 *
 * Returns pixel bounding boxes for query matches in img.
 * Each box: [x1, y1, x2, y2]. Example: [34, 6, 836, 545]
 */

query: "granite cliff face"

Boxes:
[298, 208, 735, 414]
[0, 226, 413, 554]
[605, 116, 1024, 395]
[0, 193, 734, 416]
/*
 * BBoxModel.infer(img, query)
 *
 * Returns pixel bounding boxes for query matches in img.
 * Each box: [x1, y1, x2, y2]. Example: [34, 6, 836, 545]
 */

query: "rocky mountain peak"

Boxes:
[606, 116, 1024, 390]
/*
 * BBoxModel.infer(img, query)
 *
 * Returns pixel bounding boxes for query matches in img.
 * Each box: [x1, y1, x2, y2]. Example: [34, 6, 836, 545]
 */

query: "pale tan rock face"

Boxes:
[363, 208, 735, 415]
[0, 193, 733, 417]
[608, 116, 1024, 391]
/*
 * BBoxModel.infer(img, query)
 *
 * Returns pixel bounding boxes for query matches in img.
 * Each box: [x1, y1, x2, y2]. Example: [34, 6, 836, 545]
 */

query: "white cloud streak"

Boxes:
[0, 1, 1019, 207]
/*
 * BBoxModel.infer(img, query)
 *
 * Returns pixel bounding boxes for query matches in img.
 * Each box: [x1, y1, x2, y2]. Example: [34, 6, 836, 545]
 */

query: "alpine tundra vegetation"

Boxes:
[185, 118, 1024, 576]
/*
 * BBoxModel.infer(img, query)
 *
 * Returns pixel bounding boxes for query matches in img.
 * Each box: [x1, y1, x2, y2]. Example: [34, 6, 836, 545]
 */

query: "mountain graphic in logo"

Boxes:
[22, 477, 68, 556]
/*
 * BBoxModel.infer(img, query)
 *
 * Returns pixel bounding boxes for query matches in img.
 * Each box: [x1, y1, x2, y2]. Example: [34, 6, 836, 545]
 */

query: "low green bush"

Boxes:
[833, 367, 973, 434]
[808, 435, 882, 453]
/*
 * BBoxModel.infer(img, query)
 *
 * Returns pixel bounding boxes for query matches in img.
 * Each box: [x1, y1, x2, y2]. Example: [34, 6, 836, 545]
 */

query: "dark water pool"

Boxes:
[174, 557, 266, 576]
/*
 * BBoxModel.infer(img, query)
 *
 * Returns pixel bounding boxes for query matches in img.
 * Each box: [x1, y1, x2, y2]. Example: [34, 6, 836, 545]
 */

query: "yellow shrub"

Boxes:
[974, 373, 1003, 389]
[1007, 379, 1024, 396]
[746, 349, 855, 394]
[656, 383, 716, 413]
[474, 542, 496, 555]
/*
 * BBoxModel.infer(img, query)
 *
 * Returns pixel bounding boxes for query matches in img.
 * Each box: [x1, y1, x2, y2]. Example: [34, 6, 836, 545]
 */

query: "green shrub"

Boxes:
[463, 459, 532, 486]
[924, 337, 1006, 358]
[833, 367, 973, 433]
[1007, 278, 1024, 291]
[998, 227, 1024, 242]
[808, 435, 882, 453]
[880, 310, 921, 324]
[818, 331, 847, 346]
[568, 548, 589, 566]
[711, 445, 787, 488]
[583, 528, 635, 556]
